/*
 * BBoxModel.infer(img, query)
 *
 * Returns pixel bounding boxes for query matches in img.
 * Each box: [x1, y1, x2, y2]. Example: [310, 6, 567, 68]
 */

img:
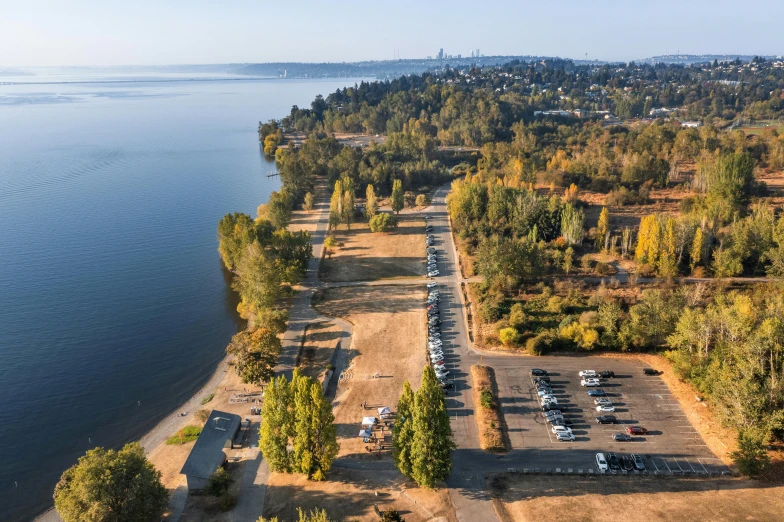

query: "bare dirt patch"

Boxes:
[264, 467, 454, 522]
[320, 215, 425, 282]
[315, 284, 426, 459]
[490, 473, 784, 522]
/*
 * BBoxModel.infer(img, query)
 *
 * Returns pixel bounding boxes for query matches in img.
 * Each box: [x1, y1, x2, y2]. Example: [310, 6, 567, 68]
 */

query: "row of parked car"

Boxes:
[530, 369, 576, 441]
[427, 283, 453, 390]
[425, 218, 439, 277]
[596, 451, 646, 472]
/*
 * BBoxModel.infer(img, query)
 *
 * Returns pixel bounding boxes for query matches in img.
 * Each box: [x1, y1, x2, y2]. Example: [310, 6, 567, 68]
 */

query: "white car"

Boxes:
[594, 398, 612, 406]
[579, 370, 597, 377]
[596, 405, 616, 413]
[428, 272, 439, 277]
[537, 389, 554, 397]
[427, 282, 437, 288]
[555, 432, 575, 442]
[596, 452, 609, 472]
[581, 378, 601, 387]
[551, 425, 572, 435]
[540, 396, 558, 405]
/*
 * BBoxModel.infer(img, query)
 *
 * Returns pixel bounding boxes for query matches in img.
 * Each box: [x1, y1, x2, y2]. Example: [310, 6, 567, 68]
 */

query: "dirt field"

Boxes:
[297, 320, 342, 382]
[320, 215, 426, 282]
[264, 467, 454, 521]
[315, 284, 426, 459]
[490, 474, 784, 522]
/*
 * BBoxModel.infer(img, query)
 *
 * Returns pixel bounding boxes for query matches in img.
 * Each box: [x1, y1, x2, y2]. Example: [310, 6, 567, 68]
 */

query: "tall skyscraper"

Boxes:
[476, 48, 480, 58]
[438, 48, 444, 60]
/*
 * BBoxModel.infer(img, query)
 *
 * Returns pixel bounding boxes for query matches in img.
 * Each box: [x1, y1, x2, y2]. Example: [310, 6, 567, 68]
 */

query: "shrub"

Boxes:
[218, 493, 237, 511]
[731, 428, 771, 477]
[479, 299, 503, 322]
[195, 409, 210, 423]
[206, 468, 233, 497]
[526, 331, 557, 355]
[381, 510, 404, 522]
[508, 303, 527, 329]
[200, 393, 215, 405]
[369, 212, 397, 232]
[480, 389, 494, 409]
[499, 327, 519, 346]
[595, 261, 612, 275]
[165, 425, 201, 445]
[546, 296, 564, 314]
[415, 194, 430, 206]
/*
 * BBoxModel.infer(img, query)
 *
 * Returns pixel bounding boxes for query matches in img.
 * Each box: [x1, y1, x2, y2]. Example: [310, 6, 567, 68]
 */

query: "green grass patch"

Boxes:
[200, 393, 215, 405]
[165, 425, 201, 445]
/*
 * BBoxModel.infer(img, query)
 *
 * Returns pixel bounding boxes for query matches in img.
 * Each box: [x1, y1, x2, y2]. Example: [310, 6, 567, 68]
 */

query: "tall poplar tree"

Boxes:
[410, 366, 455, 488]
[260, 375, 293, 472]
[308, 381, 339, 480]
[291, 370, 315, 476]
[391, 179, 404, 214]
[366, 184, 378, 218]
[392, 381, 415, 476]
[329, 179, 343, 230]
[690, 226, 704, 270]
[658, 218, 678, 277]
[596, 207, 610, 251]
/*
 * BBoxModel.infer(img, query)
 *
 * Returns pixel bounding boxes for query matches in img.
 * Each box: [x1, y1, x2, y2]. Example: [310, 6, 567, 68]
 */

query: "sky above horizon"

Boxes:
[1, 0, 782, 67]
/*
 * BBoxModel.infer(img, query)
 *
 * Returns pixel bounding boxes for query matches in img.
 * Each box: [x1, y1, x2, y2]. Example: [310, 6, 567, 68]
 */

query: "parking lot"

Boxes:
[491, 357, 730, 475]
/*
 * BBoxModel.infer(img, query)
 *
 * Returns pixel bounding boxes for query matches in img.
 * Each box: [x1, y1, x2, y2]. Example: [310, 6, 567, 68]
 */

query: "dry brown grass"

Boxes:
[471, 365, 509, 452]
[264, 467, 454, 522]
[490, 474, 784, 522]
[297, 320, 342, 382]
[320, 214, 425, 282]
[315, 284, 426, 460]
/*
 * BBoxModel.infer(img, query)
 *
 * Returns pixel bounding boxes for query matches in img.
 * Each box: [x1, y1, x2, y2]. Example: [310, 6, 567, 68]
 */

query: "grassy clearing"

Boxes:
[471, 365, 509, 452]
[165, 425, 201, 445]
[320, 214, 425, 281]
[489, 473, 784, 522]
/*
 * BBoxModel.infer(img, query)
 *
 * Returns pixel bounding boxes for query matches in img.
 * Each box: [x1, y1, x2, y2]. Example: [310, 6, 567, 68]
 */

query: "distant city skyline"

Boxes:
[1, 0, 782, 67]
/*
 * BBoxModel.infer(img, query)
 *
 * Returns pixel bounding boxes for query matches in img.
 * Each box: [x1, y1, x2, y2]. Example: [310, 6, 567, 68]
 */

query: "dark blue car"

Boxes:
[587, 389, 606, 397]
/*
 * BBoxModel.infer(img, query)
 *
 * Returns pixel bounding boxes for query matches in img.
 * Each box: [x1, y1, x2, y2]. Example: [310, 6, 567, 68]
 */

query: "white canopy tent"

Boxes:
[377, 407, 391, 417]
[361, 416, 376, 427]
[358, 429, 372, 438]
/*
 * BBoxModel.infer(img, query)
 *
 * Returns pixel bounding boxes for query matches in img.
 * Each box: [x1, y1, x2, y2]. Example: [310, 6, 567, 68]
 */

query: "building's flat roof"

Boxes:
[180, 410, 241, 479]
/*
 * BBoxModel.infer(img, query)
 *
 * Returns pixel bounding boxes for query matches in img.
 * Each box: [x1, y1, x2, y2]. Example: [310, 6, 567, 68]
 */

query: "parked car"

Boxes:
[427, 272, 439, 277]
[434, 370, 449, 378]
[540, 395, 558, 404]
[427, 282, 437, 289]
[607, 452, 621, 470]
[533, 376, 551, 384]
[612, 432, 632, 442]
[596, 452, 609, 472]
[596, 415, 616, 424]
[544, 411, 563, 419]
[578, 370, 597, 377]
[631, 454, 646, 471]
[620, 455, 634, 471]
[626, 426, 648, 435]
[542, 403, 563, 412]
[537, 388, 553, 397]
[599, 370, 615, 378]
[581, 378, 601, 387]
[546, 416, 565, 425]
[555, 432, 575, 442]
[643, 368, 661, 375]
[551, 425, 573, 435]
[439, 380, 454, 389]
[530, 369, 547, 376]
[594, 398, 612, 406]
[596, 405, 616, 413]
[587, 389, 606, 397]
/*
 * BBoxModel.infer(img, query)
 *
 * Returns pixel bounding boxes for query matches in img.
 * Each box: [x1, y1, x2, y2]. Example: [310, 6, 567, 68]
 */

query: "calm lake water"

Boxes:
[0, 74, 357, 521]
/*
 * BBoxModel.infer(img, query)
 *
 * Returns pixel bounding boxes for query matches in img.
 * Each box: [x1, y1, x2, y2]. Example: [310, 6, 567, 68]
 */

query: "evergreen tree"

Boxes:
[259, 375, 293, 472]
[690, 226, 704, 271]
[391, 179, 404, 214]
[410, 366, 456, 488]
[366, 184, 378, 218]
[392, 381, 415, 476]
[596, 207, 610, 251]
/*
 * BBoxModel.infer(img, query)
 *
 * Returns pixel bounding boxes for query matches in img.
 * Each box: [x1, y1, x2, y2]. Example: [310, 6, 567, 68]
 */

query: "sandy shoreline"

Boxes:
[35, 355, 233, 522]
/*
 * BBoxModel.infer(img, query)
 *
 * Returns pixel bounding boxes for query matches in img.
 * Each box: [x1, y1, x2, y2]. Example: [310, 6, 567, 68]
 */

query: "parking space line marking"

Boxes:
[651, 459, 660, 472]
[684, 458, 696, 472]
[662, 459, 671, 472]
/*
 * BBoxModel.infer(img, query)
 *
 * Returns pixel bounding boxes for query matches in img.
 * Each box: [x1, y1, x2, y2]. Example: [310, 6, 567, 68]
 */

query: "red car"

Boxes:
[626, 426, 648, 435]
